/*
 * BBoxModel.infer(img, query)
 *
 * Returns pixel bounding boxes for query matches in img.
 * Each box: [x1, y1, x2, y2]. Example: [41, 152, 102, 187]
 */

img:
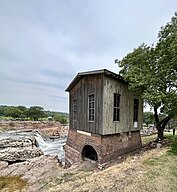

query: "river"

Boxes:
[0, 130, 67, 162]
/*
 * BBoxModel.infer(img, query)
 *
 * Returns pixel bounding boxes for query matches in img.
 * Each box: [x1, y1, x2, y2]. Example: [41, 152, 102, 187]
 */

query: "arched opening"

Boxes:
[82, 145, 98, 161]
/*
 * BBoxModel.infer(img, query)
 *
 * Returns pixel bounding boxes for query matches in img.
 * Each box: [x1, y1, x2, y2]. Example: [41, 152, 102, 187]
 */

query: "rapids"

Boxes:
[0, 130, 66, 162]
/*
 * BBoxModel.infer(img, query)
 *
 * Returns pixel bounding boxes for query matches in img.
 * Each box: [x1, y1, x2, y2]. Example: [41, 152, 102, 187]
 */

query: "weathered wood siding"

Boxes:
[102, 76, 143, 135]
[69, 73, 143, 135]
[69, 74, 103, 134]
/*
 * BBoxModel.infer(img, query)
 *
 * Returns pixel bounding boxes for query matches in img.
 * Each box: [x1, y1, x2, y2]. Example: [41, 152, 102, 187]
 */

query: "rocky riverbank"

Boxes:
[0, 120, 69, 137]
[0, 121, 68, 191]
[0, 155, 61, 192]
[0, 130, 66, 191]
[0, 132, 43, 163]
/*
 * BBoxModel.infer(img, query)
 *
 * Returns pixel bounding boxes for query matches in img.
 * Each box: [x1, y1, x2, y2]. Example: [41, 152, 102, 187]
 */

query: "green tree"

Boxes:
[116, 13, 177, 140]
[4, 106, 22, 119]
[53, 113, 61, 122]
[143, 112, 154, 126]
[0, 105, 7, 117]
[27, 106, 45, 121]
[53, 113, 67, 124]
[17, 106, 27, 119]
[17, 105, 27, 112]
[60, 116, 67, 124]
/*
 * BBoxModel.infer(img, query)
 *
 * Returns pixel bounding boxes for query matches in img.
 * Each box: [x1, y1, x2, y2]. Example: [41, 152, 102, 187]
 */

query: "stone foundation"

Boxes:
[65, 129, 142, 167]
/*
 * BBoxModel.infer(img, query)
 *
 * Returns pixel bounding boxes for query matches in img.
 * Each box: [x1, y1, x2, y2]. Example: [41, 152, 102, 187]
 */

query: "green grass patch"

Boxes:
[143, 155, 168, 166]
[0, 176, 27, 192]
[0, 116, 13, 121]
[165, 135, 177, 155]
[142, 140, 177, 192]
[143, 134, 177, 166]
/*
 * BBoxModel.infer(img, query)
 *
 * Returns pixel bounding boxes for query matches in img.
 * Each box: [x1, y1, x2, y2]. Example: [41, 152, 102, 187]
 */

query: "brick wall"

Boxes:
[65, 130, 142, 167]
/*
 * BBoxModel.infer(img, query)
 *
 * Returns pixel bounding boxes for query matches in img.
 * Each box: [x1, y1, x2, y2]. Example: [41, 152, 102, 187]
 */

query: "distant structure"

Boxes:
[65, 69, 143, 167]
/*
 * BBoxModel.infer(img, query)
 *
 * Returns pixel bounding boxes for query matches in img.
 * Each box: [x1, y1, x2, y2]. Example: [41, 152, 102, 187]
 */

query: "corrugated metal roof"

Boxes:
[65, 69, 124, 92]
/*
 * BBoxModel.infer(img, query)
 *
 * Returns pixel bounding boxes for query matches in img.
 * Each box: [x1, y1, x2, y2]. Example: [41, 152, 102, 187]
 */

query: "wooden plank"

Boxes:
[102, 76, 143, 135]
[68, 72, 143, 135]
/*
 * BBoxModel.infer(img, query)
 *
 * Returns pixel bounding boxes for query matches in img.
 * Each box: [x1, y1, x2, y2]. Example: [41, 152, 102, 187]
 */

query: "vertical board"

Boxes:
[102, 76, 143, 135]
[68, 72, 143, 135]
[69, 74, 103, 134]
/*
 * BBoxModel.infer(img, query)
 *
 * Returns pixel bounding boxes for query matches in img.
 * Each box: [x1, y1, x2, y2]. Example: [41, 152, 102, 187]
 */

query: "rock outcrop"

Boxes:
[0, 134, 43, 162]
[0, 155, 62, 192]
[0, 129, 65, 192]
[0, 136, 35, 148]
[0, 120, 60, 130]
[0, 147, 43, 162]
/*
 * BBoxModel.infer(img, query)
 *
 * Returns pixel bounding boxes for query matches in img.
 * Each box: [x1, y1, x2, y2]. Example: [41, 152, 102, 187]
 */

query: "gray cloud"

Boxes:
[0, 0, 177, 112]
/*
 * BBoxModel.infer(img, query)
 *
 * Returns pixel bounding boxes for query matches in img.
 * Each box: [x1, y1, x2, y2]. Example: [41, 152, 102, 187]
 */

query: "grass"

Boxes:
[43, 133, 177, 192]
[166, 135, 177, 155]
[0, 176, 27, 192]
[143, 134, 177, 165]
[141, 134, 177, 192]
[1, 132, 176, 192]
[143, 154, 168, 166]
[0, 116, 13, 121]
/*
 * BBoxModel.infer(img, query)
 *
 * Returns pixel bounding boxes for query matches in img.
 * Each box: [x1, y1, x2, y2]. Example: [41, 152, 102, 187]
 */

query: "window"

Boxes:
[113, 93, 120, 121]
[88, 94, 95, 121]
[133, 98, 139, 122]
[73, 99, 77, 121]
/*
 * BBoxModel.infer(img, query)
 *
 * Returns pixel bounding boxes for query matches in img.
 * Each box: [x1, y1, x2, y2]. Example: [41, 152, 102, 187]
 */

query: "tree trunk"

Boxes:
[173, 129, 175, 135]
[157, 126, 164, 140]
[157, 118, 171, 140]
[153, 106, 173, 140]
[154, 107, 159, 126]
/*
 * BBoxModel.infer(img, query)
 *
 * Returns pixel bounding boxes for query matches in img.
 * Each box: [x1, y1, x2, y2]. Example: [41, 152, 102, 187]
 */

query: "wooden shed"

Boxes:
[65, 69, 143, 167]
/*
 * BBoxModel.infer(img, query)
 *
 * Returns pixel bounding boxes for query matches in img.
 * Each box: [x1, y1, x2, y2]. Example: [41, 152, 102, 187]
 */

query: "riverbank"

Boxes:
[0, 129, 66, 192]
[44, 134, 177, 192]
[0, 155, 61, 192]
[0, 120, 69, 137]
[1, 134, 177, 192]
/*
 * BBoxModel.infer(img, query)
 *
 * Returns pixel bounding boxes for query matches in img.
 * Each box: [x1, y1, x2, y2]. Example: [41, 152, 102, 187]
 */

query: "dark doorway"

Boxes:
[82, 145, 98, 161]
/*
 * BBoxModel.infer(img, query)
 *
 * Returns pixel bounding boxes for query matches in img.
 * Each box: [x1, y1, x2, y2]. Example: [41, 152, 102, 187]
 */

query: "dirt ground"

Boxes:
[45, 148, 170, 192]
[1, 135, 177, 192]
[44, 135, 177, 192]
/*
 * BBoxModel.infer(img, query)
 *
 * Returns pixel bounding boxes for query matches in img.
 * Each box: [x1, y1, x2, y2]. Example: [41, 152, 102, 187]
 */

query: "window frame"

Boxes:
[73, 99, 77, 121]
[133, 98, 139, 122]
[88, 94, 95, 122]
[113, 93, 120, 122]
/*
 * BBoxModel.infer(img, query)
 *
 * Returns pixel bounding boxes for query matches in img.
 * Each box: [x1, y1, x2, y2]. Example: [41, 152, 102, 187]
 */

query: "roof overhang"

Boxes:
[65, 69, 125, 92]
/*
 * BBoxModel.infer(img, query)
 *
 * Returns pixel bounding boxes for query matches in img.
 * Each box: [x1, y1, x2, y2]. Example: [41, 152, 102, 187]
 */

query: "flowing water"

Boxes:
[34, 133, 66, 161]
[0, 130, 67, 162]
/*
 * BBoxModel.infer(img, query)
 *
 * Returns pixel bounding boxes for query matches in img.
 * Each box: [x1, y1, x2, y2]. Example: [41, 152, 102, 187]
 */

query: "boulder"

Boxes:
[0, 155, 61, 192]
[0, 161, 8, 169]
[0, 146, 43, 162]
[0, 136, 35, 148]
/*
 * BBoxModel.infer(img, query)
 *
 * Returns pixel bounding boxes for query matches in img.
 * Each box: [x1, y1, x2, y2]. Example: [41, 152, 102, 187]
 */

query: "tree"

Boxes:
[53, 113, 67, 124]
[0, 105, 7, 117]
[17, 105, 27, 112]
[17, 105, 27, 119]
[60, 116, 68, 125]
[116, 13, 177, 140]
[27, 106, 45, 121]
[4, 106, 22, 119]
[143, 112, 154, 126]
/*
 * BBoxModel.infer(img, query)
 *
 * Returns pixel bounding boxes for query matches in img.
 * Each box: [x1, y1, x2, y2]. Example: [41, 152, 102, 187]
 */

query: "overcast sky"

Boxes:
[0, 0, 176, 112]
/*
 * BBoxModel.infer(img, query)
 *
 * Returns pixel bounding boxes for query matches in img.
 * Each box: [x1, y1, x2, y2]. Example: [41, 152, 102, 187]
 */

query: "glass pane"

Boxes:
[133, 98, 139, 122]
